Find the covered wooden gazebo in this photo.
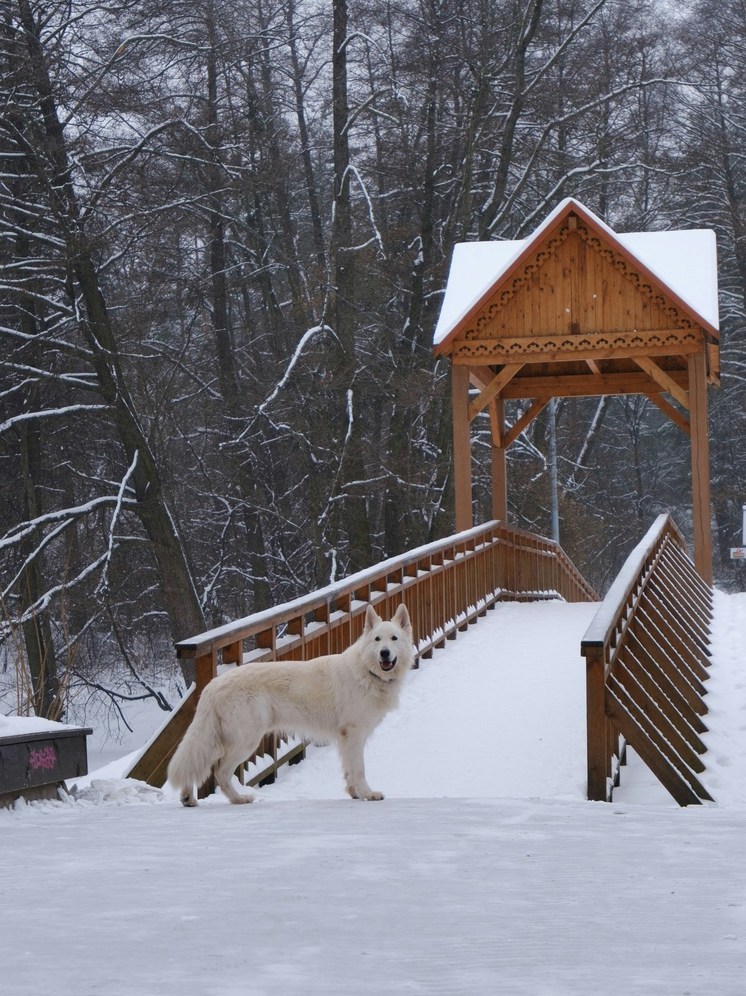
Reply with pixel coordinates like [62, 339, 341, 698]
[433, 198, 720, 583]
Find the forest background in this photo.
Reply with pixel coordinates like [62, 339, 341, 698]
[2, 0, 745, 724]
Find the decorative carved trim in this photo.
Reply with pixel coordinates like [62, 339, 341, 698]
[452, 328, 702, 362]
[465, 227, 571, 339]
[577, 226, 694, 329]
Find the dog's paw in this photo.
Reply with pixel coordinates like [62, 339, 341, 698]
[346, 783, 384, 801]
[224, 789, 255, 805]
[180, 792, 198, 808]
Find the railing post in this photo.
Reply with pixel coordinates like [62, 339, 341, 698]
[584, 642, 609, 801]
[195, 649, 217, 698]
[196, 649, 217, 798]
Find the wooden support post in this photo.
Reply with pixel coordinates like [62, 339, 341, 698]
[584, 643, 610, 801]
[688, 351, 713, 584]
[452, 363, 472, 531]
[491, 398, 507, 522]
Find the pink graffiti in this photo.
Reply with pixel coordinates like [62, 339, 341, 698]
[29, 746, 58, 771]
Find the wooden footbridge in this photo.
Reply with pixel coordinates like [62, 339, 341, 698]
[127, 514, 713, 806]
[130, 199, 718, 805]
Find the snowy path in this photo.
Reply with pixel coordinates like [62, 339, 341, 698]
[256, 600, 599, 804]
[3, 592, 746, 995]
[3, 795, 746, 995]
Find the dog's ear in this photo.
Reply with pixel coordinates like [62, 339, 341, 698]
[364, 604, 382, 632]
[393, 603, 412, 638]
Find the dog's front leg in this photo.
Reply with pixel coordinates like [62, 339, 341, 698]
[337, 726, 383, 801]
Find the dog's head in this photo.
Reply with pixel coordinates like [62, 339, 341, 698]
[363, 603, 414, 681]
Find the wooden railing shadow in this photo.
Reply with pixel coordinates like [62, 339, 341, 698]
[127, 520, 596, 791]
[582, 514, 714, 806]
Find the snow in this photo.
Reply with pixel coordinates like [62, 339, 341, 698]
[581, 513, 669, 647]
[3, 591, 746, 994]
[433, 197, 719, 345]
[0, 714, 87, 738]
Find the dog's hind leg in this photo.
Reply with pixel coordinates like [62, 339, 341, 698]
[337, 726, 383, 801]
[213, 742, 259, 805]
[180, 787, 198, 808]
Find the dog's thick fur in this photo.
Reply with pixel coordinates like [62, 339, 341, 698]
[167, 603, 414, 806]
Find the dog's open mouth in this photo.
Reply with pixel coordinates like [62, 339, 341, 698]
[380, 658, 397, 672]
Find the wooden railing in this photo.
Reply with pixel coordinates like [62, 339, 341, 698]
[128, 520, 596, 789]
[582, 514, 713, 806]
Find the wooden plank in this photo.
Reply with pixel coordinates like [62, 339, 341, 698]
[634, 606, 708, 707]
[688, 350, 713, 584]
[497, 371, 689, 400]
[452, 363, 472, 531]
[222, 640, 242, 666]
[667, 544, 714, 613]
[644, 580, 710, 670]
[491, 398, 507, 521]
[626, 627, 707, 732]
[637, 596, 709, 685]
[647, 551, 710, 644]
[645, 391, 690, 436]
[654, 558, 712, 640]
[633, 356, 689, 408]
[125, 687, 197, 787]
[606, 680, 712, 805]
[468, 364, 523, 421]
[585, 643, 612, 801]
[502, 399, 549, 449]
[615, 646, 707, 761]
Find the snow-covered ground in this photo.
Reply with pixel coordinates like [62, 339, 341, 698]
[2, 592, 746, 995]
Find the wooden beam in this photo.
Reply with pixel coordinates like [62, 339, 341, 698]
[645, 392, 690, 436]
[586, 359, 601, 375]
[500, 370, 688, 400]
[688, 351, 713, 584]
[633, 356, 689, 409]
[503, 399, 550, 449]
[451, 363, 472, 532]
[468, 364, 523, 422]
[468, 367, 494, 391]
[488, 399, 502, 447]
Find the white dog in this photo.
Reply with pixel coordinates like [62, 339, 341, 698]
[168, 603, 414, 806]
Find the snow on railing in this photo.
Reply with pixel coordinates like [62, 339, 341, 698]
[581, 514, 714, 806]
[128, 520, 597, 792]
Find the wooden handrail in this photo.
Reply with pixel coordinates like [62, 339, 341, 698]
[582, 514, 713, 806]
[176, 520, 596, 672]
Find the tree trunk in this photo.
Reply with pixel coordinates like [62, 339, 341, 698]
[17, 0, 206, 657]
[326, 0, 372, 575]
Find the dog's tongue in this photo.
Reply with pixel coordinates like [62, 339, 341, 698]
[380, 658, 396, 672]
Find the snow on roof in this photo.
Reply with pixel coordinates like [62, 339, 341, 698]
[433, 198, 719, 346]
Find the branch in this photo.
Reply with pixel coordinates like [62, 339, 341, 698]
[254, 324, 335, 417]
[0, 403, 109, 438]
[96, 449, 139, 596]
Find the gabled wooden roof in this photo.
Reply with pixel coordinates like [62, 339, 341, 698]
[433, 199, 719, 393]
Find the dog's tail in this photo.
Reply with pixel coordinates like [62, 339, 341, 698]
[167, 690, 222, 802]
